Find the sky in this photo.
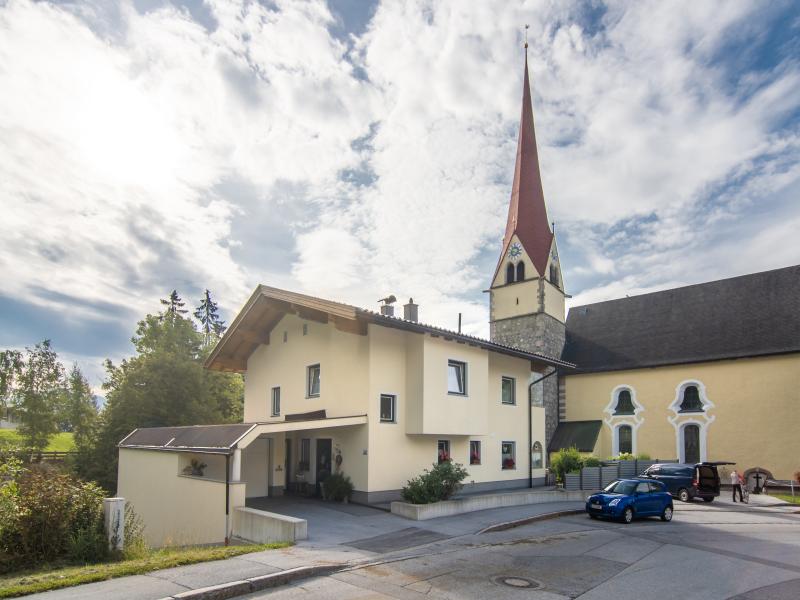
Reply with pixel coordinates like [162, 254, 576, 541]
[1, 0, 799, 392]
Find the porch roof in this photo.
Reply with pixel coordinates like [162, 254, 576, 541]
[118, 414, 368, 454]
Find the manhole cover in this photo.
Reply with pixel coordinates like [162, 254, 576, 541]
[492, 575, 542, 590]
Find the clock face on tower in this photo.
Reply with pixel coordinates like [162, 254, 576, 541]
[507, 242, 523, 263]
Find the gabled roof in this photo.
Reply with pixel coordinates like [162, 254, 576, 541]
[493, 52, 554, 282]
[563, 265, 800, 373]
[204, 285, 574, 373]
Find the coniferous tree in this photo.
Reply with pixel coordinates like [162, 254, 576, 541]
[65, 364, 98, 450]
[194, 289, 227, 347]
[160, 290, 187, 320]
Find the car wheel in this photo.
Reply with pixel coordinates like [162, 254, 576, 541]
[677, 488, 690, 502]
[589, 514, 598, 519]
[661, 505, 673, 522]
[702, 497, 714, 503]
[622, 507, 634, 524]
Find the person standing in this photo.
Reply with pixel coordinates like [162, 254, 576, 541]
[731, 469, 744, 502]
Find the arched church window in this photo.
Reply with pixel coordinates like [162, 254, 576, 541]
[617, 425, 632, 455]
[679, 385, 703, 412]
[613, 389, 635, 415]
[505, 263, 515, 284]
[516, 261, 525, 281]
[550, 264, 559, 286]
[531, 441, 543, 469]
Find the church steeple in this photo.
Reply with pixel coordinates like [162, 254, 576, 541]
[495, 52, 554, 280]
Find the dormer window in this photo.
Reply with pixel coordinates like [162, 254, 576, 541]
[613, 389, 635, 415]
[679, 385, 703, 412]
[505, 263, 515, 284]
[515, 261, 525, 281]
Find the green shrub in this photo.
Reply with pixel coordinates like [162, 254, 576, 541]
[636, 453, 651, 460]
[550, 447, 583, 483]
[401, 461, 469, 504]
[122, 503, 148, 560]
[323, 473, 354, 502]
[583, 457, 602, 467]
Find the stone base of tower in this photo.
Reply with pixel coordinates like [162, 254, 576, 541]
[491, 312, 565, 454]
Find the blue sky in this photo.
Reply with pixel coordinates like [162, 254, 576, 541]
[1, 0, 799, 392]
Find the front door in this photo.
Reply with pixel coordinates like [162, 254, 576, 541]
[316, 438, 332, 496]
[684, 425, 700, 464]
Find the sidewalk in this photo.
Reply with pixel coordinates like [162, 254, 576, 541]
[25, 499, 586, 600]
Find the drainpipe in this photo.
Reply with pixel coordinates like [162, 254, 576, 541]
[224, 453, 230, 546]
[528, 369, 559, 489]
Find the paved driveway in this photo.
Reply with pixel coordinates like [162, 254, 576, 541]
[241, 495, 800, 600]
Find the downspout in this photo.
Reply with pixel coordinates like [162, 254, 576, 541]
[528, 368, 559, 488]
[224, 453, 230, 546]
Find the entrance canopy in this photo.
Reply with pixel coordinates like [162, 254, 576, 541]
[119, 414, 368, 455]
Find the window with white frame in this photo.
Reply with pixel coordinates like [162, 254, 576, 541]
[307, 364, 321, 397]
[380, 394, 396, 423]
[531, 441, 543, 469]
[613, 389, 635, 415]
[271, 386, 280, 416]
[437, 440, 451, 463]
[679, 385, 703, 412]
[502, 441, 516, 470]
[447, 360, 467, 395]
[617, 425, 633, 454]
[501, 376, 516, 405]
[470, 440, 481, 465]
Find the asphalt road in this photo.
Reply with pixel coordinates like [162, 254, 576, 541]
[241, 497, 800, 600]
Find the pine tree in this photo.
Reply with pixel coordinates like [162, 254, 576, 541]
[65, 364, 98, 451]
[160, 290, 188, 320]
[194, 289, 227, 347]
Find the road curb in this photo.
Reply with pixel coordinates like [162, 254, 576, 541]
[156, 564, 345, 600]
[477, 508, 585, 534]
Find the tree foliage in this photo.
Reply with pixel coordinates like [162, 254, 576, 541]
[194, 289, 227, 347]
[14, 342, 65, 452]
[79, 291, 243, 491]
[401, 460, 469, 504]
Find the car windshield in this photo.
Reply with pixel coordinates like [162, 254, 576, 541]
[603, 480, 637, 495]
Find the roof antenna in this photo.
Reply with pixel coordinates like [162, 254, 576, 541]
[524, 24, 529, 50]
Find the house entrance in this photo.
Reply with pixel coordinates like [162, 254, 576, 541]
[316, 438, 332, 496]
[684, 424, 700, 464]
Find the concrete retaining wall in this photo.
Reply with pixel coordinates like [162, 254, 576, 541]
[233, 507, 307, 543]
[390, 489, 591, 521]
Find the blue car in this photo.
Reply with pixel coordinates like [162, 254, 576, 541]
[586, 478, 674, 524]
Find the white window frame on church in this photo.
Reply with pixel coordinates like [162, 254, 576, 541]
[603, 385, 644, 457]
[668, 380, 715, 463]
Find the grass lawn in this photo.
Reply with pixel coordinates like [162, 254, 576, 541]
[769, 493, 800, 505]
[0, 431, 74, 452]
[0, 542, 291, 598]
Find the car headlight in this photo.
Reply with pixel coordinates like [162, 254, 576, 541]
[586, 496, 593, 502]
[608, 498, 621, 507]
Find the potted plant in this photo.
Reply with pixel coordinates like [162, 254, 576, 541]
[503, 457, 516, 470]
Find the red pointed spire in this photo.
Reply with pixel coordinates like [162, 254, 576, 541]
[495, 52, 553, 279]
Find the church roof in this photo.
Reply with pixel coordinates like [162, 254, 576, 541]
[493, 53, 554, 281]
[563, 265, 800, 372]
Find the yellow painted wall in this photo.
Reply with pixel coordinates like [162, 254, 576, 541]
[117, 448, 245, 547]
[564, 354, 800, 479]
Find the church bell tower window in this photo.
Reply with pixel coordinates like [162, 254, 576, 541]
[505, 263, 515, 284]
[516, 261, 525, 281]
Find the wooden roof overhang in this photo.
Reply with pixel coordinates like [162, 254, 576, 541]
[204, 286, 368, 373]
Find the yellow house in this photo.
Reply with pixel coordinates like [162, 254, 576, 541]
[556, 265, 800, 485]
[117, 286, 570, 546]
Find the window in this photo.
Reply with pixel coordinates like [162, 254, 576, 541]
[380, 394, 396, 423]
[447, 360, 467, 395]
[613, 389, 635, 415]
[470, 441, 481, 465]
[635, 481, 650, 494]
[683, 424, 700, 463]
[501, 376, 516, 405]
[271, 387, 280, 416]
[307, 364, 321, 397]
[437, 440, 450, 464]
[550, 264, 559, 286]
[516, 261, 525, 281]
[531, 441, 543, 469]
[283, 331, 288, 343]
[505, 263, 515, 284]
[617, 425, 632, 454]
[501, 441, 516, 470]
[679, 385, 703, 412]
[299, 439, 311, 471]
[302, 323, 308, 335]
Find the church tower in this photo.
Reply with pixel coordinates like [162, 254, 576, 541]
[489, 50, 566, 446]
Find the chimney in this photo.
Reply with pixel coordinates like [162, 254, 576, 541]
[403, 298, 418, 322]
[378, 295, 396, 317]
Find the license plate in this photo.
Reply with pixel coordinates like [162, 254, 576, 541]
[591, 503, 602, 510]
